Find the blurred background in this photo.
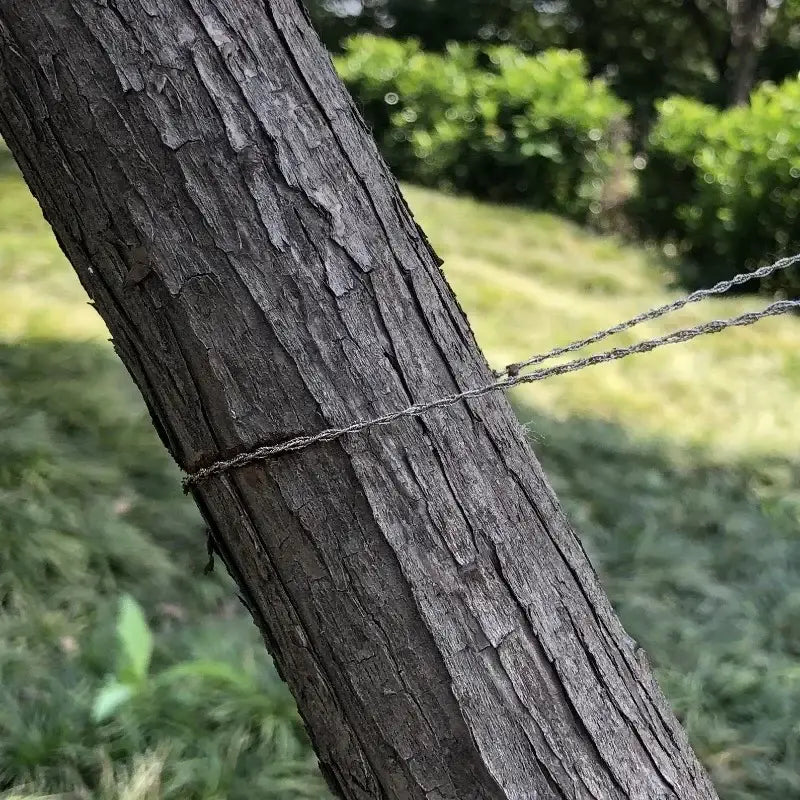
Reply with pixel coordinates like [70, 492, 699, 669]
[2, 1, 800, 798]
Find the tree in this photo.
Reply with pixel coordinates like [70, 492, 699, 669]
[307, 0, 556, 53]
[0, 1, 719, 797]
[725, 0, 781, 104]
[554, 0, 790, 109]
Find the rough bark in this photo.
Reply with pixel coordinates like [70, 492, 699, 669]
[0, 2, 719, 798]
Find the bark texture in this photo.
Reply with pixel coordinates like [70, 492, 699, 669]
[0, 2, 719, 798]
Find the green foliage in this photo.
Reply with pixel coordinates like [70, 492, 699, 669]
[117, 594, 155, 686]
[633, 77, 800, 293]
[0, 343, 327, 799]
[307, 0, 558, 54]
[92, 595, 153, 722]
[335, 35, 629, 220]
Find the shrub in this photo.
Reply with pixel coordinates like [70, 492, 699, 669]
[633, 79, 800, 293]
[335, 35, 629, 221]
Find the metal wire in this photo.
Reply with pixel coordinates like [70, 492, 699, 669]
[183, 295, 799, 490]
[495, 252, 800, 378]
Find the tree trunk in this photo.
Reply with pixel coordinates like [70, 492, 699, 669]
[0, 2, 719, 798]
[726, 0, 775, 105]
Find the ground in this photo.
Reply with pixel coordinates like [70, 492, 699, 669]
[1, 155, 799, 799]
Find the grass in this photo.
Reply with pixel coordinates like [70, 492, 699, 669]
[406, 185, 800, 460]
[1, 150, 799, 799]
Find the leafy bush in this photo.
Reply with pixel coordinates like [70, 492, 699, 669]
[335, 35, 629, 221]
[633, 79, 800, 293]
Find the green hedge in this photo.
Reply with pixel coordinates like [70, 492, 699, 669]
[335, 35, 629, 221]
[632, 80, 800, 293]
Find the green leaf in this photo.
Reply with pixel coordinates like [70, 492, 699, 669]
[92, 681, 134, 722]
[116, 593, 153, 682]
[156, 659, 256, 692]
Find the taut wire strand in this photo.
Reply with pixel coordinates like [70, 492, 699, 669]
[183, 296, 799, 490]
[495, 252, 800, 378]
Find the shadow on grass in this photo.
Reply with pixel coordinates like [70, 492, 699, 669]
[514, 397, 800, 799]
[0, 339, 214, 611]
[2, 339, 798, 799]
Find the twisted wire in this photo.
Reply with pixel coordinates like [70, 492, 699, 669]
[183, 297, 798, 490]
[495, 252, 800, 378]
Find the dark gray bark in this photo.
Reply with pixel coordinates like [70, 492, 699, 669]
[0, 2, 719, 798]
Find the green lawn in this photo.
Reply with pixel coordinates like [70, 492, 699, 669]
[407, 185, 800, 460]
[1, 156, 799, 799]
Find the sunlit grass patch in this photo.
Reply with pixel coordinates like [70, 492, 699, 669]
[0, 173, 107, 343]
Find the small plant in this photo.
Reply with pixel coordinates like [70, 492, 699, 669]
[84, 596, 328, 797]
[92, 595, 285, 723]
[92, 594, 154, 722]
